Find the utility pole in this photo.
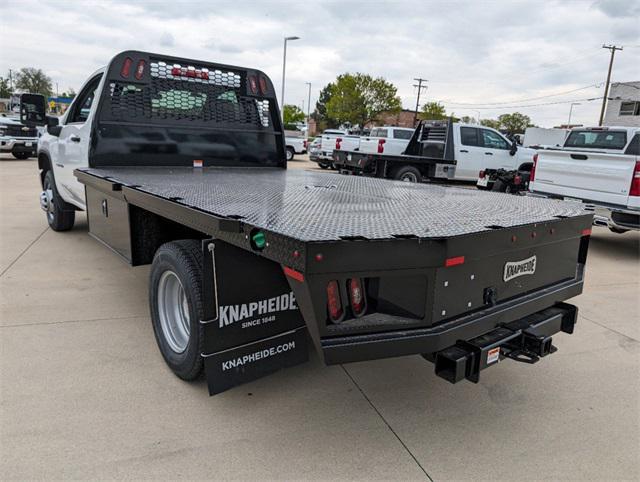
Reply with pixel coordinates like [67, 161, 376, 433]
[305, 81, 311, 125]
[598, 44, 623, 126]
[8, 69, 13, 91]
[413, 78, 427, 126]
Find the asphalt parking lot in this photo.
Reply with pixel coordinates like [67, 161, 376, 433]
[1, 153, 639, 480]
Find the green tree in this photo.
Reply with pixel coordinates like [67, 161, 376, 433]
[497, 112, 532, 134]
[480, 118, 501, 130]
[419, 101, 447, 120]
[283, 104, 305, 125]
[313, 83, 337, 128]
[0, 77, 10, 98]
[325, 73, 401, 126]
[15, 67, 53, 97]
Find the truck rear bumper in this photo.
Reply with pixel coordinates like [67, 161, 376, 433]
[320, 267, 583, 365]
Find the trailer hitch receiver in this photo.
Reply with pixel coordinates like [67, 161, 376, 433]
[433, 303, 577, 384]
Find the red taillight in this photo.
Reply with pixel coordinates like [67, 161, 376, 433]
[581, 228, 592, 236]
[347, 278, 367, 316]
[513, 175, 522, 185]
[326, 280, 343, 322]
[445, 255, 465, 267]
[258, 76, 268, 94]
[630, 161, 640, 197]
[479, 170, 486, 179]
[248, 75, 258, 94]
[336, 137, 342, 150]
[120, 57, 133, 78]
[303, 140, 308, 149]
[530, 153, 538, 182]
[134, 60, 145, 80]
[377, 138, 386, 154]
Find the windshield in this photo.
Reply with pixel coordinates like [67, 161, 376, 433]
[564, 130, 627, 150]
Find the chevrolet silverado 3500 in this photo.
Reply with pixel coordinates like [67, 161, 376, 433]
[34, 51, 592, 395]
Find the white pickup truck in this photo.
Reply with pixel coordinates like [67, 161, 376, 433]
[284, 134, 307, 161]
[359, 126, 414, 156]
[529, 126, 640, 233]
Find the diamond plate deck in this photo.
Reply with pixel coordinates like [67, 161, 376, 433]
[80, 167, 587, 242]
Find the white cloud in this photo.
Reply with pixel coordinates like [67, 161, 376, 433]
[1, 0, 639, 126]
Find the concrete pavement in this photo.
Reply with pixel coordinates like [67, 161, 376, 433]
[1, 155, 638, 480]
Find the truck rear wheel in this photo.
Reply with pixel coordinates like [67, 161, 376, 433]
[286, 147, 295, 161]
[42, 170, 75, 231]
[149, 240, 205, 381]
[393, 165, 421, 183]
[492, 179, 508, 192]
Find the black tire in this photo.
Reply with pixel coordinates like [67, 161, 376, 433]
[285, 147, 295, 161]
[318, 163, 330, 169]
[12, 151, 31, 160]
[330, 162, 338, 170]
[392, 165, 421, 183]
[43, 170, 75, 231]
[149, 240, 205, 381]
[492, 179, 508, 192]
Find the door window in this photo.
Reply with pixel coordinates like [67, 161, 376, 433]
[393, 129, 413, 140]
[460, 127, 479, 146]
[68, 75, 102, 124]
[480, 129, 509, 149]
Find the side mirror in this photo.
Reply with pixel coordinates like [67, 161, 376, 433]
[20, 93, 47, 127]
[509, 140, 518, 156]
[46, 116, 62, 137]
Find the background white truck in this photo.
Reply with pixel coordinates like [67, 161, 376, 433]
[529, 126, 640, 233]
[284, 133, 307, 161]
[358, 126, 414, 156]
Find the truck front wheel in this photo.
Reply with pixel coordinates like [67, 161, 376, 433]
[42, 170, 75, 231]
[393, 165, 421, 183]
[286, 147, 295, 161]
[149, 240, 204, 381]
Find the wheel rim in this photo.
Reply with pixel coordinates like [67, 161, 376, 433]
[287, 150, 293, 160]
[42, 177, 55, 223]
[400, 172, 418, 182]
[157, 270, 191, 353]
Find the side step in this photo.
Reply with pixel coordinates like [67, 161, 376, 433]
[431, 303, 577, 384]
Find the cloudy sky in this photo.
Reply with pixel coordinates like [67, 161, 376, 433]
[2, 0, 639, 127]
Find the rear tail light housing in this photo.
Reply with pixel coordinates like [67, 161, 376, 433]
[335, 137, 342, 150]
[530, 153, 538, 182]
[347, 278, 367, 317]
[479, 170, 486, 179]
[303, 140, 308, 149]
[134, 59, 145, 80]
[513, 175, 522, 185]
[120, 57, 133, 78]
[326, 280, 344, 323]
[630, 161, 640, 197]
[377, 139, 386, 154]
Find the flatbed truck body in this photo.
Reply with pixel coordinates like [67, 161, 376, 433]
[34, 51, 593, 396]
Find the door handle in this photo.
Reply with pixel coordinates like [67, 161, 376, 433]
[70, 135, 81, 143]
[460, 149, 469, 153]
[484, 152, 493, 155]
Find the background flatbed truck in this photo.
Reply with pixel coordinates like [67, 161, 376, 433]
[35, 51, 593, 395]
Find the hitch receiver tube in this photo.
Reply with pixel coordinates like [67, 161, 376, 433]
[433, 303, 577, 384]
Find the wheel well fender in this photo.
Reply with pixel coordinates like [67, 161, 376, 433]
[38, 152, 52, 186]
[517, 162, 533, 172]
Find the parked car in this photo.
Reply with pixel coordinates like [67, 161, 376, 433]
[358, 126, 414, 156]
[529, 126, 640, 233]
[308, 137, 325, 166]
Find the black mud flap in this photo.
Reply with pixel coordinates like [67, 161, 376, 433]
[200, 240, 308, 395]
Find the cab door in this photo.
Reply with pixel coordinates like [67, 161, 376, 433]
[455, 126, 484, 180]
[55, 74, 102, 206]
[479, 128, 513, 170]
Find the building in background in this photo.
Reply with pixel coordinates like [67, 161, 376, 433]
[603, 81, 640, 127]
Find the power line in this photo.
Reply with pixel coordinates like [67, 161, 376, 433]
[440, 96, 601, 110]
[441, 84, 602, 106]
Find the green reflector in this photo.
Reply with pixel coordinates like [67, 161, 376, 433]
[252, 231, 266, 249]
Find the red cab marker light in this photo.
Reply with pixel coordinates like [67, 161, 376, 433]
[283, 266, 304, 282]
[135, 60, 145, 80]
[120, 57, 133, 78]
[445, 256, 465, 267]
[248, 75, 258, 94]
[315, 253, 323, 262]
[292, 250, 300, 258]
[326, 280, 343, 322]
[581, 228, 592, 236]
